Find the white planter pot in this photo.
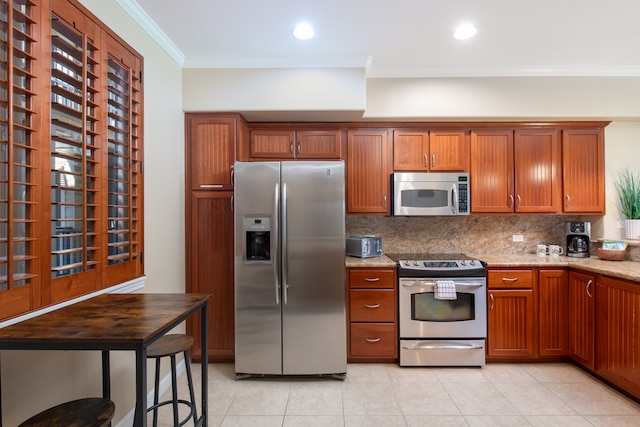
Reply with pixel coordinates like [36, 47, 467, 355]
[625, 219, 640, 240]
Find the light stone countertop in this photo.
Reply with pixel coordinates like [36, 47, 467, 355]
[346, 254, 640, 283]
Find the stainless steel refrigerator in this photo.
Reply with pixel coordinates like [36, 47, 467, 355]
[234, 161, 347, 378]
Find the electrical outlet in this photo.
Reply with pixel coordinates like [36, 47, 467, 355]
[617, 221, 625, 229]
[512, 234, 524, 242]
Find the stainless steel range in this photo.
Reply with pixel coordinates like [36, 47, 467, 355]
[386, 253, 487, 367]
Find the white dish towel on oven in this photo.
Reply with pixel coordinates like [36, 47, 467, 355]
[435, 280, 457, 300]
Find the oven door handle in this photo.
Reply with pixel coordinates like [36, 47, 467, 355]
[402, 342, 484, 350]
[401, 281, 484, 288]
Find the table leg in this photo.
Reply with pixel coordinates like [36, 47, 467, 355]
[133, 347, 147, 427]
[201, 302, 208, 427]
[102, 350, 111, 399]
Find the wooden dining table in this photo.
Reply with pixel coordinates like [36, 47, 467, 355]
[0, 292, 211, 427]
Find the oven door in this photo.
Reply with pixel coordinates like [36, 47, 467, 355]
[399, 277, 487, 339]
[393, 179, 461, 216]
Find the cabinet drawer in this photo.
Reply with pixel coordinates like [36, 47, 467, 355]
[350, 290, 395, 322]
[350, 324, 397, 357]
[349, 269, 395, 289]
[488, 269, 533, 289]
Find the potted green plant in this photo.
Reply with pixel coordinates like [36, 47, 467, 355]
[615, 168, 640, 239]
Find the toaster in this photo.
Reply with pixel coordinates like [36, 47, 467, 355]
[346, 237, 383, 258]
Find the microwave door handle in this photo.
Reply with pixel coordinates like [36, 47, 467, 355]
[451, 184, 458, 215]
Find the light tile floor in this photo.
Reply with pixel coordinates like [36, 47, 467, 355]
[149, 362, 640, 426]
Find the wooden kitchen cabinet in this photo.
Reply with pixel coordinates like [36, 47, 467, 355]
[250, 128, 342, 160]
[562, 128, 605, 214]
[393, 129, 468, 171]
[538, 269, 569, 357]
[596, 275, 640, 397]
[185, 113, 246, 361]
[186, 114, 248, 191]
[470, 128, 560, 213]
[487, 268, 537, 359]
[347, 268, 398, 361]
[471, 130, 514, 213]
[346, 129, 392, 214]
[568, 270, 596, 369]
[187, 192, 235, 361]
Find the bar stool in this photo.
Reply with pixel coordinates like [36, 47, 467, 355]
[147, 334, 198, 427]
[18, 397, 115, 427]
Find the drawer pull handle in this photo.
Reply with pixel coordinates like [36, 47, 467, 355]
[502, 277, 518, 282]
[364, 304, 381, 309]
[365, 337, 381, 343]
[200, 184, 223, 188]
[364, 277, 380, 282]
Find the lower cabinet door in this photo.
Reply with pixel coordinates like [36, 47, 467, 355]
[349, 323, 397, 358]
[487, 289, 537, 358]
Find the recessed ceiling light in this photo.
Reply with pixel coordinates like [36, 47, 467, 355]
[292, 22, 315, 40]
[453, 23, 477, 40]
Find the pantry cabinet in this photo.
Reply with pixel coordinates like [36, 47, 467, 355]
[187, 192, 235, 361]
[393, 130, 468, 171]
[562, 128, 605, 214]
[486, 268, 537, 359]
[347, 268, 398, 362]
[250, 128, 342, 160]
[470, 128, 560, 213]
[185, 113, 248, 361]
[568, 270, 596, 370]
[346, 129, 392, 214]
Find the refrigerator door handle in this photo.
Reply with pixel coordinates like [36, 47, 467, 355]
[274, 183, 280, 304]
[282, 182, 288, 305]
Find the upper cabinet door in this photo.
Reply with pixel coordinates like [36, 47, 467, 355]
[429, 130, 469, 171]
[249, 129, 342, 160]
[562, 128, 605, 214]
[514, 129, 561, 213]
[392, 130, 468, 172]
[470, 130, 514, 213]
[250, 129, 295, 159]
[187, 115, 238, 191]
[347, 129, 391, 214]
[296, 130, 342, 159]
[393, 130, 429, 171]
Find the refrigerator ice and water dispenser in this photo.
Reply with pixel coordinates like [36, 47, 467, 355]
[243, 216, 271, 261]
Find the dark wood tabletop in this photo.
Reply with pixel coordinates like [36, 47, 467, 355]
[0, 292, 212, 427]
[0, 293, 211, 350]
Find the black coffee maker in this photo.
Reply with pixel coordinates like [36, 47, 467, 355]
[566, 221, 591, 258]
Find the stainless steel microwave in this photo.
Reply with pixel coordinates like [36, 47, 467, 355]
[392, 172, 470, 216]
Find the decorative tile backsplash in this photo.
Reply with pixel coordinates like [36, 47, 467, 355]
[346, 215, 593, 255]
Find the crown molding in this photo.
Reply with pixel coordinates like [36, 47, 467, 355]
[117, 0, 185, 66]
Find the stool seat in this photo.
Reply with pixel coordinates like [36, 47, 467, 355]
[147, 334, 194, 358]
[19, 397, 115, 427]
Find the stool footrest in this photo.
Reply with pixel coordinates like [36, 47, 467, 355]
[147, 399, 196, 427]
